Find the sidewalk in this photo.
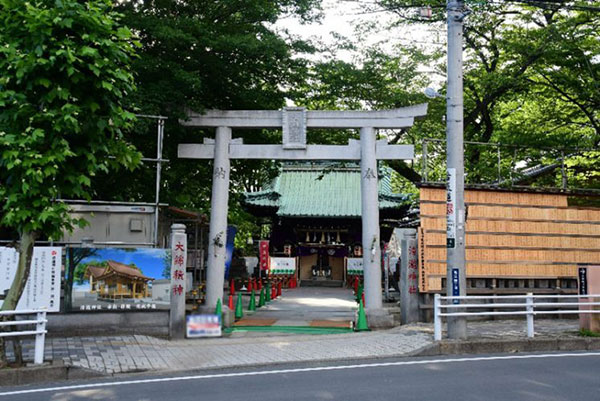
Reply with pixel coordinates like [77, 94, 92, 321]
[36, 324, 431, 374]
[1, 283, 592, 380]
[6, 318, 589, 377]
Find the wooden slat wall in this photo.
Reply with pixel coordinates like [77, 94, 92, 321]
[419, 187, 600, 292]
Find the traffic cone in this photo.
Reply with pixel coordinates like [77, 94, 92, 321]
[277, 281, 282, 297]
[266, 283, 271, 302]
[271, 284, 277, 300]
[361, 292, 365, 306]
[353, 277, 359, 294]
[355, 299, 369, 331]
[215, 298, 222, 316]
[248, 289, 256, 311]
[230, 279, 235, 296]
[257, 280, 262, 290]
[356, 284, 363, 303]
[228, 294, 234, 309]
[235, 293, 243, 320]
[248, 279, 254, 292]
[258, 287, 265, 307]
[215, 298, 223, 326]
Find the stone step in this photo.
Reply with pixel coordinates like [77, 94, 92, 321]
[299, 279, 344, 288]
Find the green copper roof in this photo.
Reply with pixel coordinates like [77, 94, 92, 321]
[243, 163, 409, 218]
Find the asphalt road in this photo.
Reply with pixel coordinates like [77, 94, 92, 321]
[2, 352, 599, 401]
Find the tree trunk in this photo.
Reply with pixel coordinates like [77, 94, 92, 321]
[63, 250, 75, 311]
[0, 231, 37, 367]
[1, 231, 37, 311]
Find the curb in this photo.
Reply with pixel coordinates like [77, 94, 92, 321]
[413, 337, 600, 357]
[0, 362, 106, 387]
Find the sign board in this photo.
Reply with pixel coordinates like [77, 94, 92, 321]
[578, 265, 600, 333]
[269, 257, 296, 274]
[186, 314, 222, 338]
[259, 240, 270, 271]
[66, 247, 168, 312]
[579, 267, 588, 296]
[0, 247, 62, 312]
[346, 258, 364, 275]
[451, 268, 460, 304]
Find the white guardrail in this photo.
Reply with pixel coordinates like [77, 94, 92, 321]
[434, 293, 600, 341]
[0, 309, 47, 364]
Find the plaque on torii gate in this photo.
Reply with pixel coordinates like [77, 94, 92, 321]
[178, 105, 428, 323]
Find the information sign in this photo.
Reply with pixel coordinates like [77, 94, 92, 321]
[186, 314, 221, 338]
[0, 247, 62, 312]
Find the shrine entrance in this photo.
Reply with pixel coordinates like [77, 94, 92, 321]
[178, 105, 427, 327]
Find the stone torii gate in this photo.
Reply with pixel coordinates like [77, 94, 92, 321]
[178, 104, 427, 325]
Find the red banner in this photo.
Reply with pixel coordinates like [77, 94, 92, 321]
[259, 240, 270, 271]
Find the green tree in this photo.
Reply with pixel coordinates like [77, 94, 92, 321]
[88, 0, 323, 249]
[311, 1, 599, 188]
[0, 0, 140, 338]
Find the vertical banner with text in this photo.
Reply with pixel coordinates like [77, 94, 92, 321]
[259, 240, 270, 271]
[223, 226, 237, 280]
[446, 168, 457, 248]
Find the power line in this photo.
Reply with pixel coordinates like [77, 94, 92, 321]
[499, 0, 600, 12]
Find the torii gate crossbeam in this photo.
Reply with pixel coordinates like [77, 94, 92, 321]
[178, 105, 427, 326]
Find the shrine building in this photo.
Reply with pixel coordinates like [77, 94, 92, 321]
[243, 162, 410, 285]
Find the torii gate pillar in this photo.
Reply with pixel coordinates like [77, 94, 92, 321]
[205, 127, 231, 308]
[360, 127, 382, 310]
[179, 105, 427, 326]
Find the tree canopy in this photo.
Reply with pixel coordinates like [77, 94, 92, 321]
[88, 0, 323, 249]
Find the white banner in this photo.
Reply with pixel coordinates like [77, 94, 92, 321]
[346, 258, 363, 275]
[446, 167, 457, 248]
[0, 247, 62, 312]
[269, 257, 296, 274]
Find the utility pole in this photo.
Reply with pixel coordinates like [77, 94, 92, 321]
[446, 0, 467, 339]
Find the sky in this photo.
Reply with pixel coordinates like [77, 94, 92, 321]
[78, 248, 168, 281]
[273, 0, 447, 91]
[274, 0, 446, 62]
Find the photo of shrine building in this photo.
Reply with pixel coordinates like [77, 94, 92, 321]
[243, 162, 410, 285]
[85, 260, 154, 299]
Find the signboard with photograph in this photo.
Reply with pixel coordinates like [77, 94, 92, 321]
[0, 247, 62, 312]
[65, 247, 169, 312]
[186, 314, 221, 338]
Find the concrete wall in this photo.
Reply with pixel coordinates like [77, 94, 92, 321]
[47, 311, 169, 338]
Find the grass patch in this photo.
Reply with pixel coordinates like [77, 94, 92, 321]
[579, 328, 600, 337]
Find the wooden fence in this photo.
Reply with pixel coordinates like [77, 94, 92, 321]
[419, 187, 600, 293]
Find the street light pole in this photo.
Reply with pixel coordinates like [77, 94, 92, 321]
[446, 0, 467, 339]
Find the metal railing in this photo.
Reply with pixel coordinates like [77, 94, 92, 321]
[0, 309, 47, 364]
[433, 293, 600, 341]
